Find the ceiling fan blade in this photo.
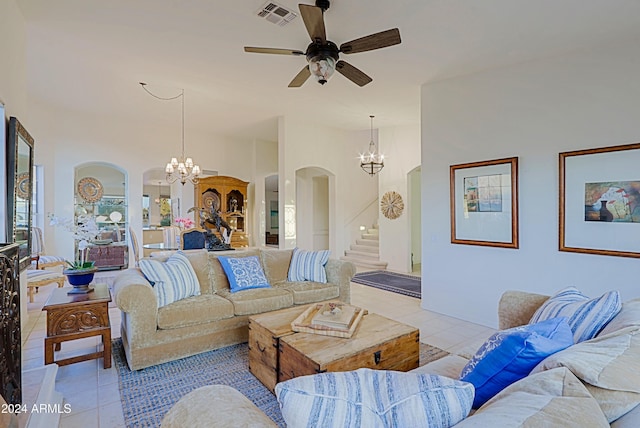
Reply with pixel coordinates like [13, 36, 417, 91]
[339, 28, 401, 54]
[299, 4, 326, 43]
[335, 61, 372, 87]
[244, 47, 305, 56]
[288, 66, 311, 87]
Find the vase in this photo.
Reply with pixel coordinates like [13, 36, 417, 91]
[63, 268, 97, 294]
[599, 200, 614, 222]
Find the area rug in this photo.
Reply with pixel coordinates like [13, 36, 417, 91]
[113, 339, 448, 427]
[352, 270, 421, 298]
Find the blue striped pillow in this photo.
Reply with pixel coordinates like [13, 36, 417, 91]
[529, 287, 621, 343]
[275, 368, 474, 428]
[139, 252, 201, 308]
[287, 248, 330, 283]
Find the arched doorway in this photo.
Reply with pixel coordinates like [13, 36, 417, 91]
[295, 167, 334, 251]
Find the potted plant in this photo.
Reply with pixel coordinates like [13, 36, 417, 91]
[49, 214, 101, 294]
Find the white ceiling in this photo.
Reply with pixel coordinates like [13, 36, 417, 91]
[17, 0, 640, 142]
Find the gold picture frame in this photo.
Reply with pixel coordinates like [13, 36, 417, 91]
[450, 157, 519, 248]
[559, 142, 640, 258]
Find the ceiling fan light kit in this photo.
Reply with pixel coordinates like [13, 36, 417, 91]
[244, 1, 401, 87]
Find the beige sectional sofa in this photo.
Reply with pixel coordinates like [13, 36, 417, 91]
[161, 289, 640, 427]
[113, 248, 356, 370]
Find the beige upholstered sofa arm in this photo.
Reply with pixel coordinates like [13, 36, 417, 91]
[113, 269, 159, 344]
[498, 290, 550, 330]
[325, 259, 356, 304]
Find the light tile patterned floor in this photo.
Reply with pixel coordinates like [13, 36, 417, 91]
[22, 270, 495, 427]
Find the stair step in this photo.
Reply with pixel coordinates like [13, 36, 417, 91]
[341, 256, 388, 270]
[345, 250, 380, 260]
[367, 228, 379, 235]
[361, 234, 379, 241]
[356, 239, 378, 247]
[350, 244, 378, 253]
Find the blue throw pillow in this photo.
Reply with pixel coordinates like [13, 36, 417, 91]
[138, 252, 201, 308]
[287, 248, 330, 283]
[218, 255, 271, 293]
[460, 317, 573, 408]
[529, 286, 621, 343]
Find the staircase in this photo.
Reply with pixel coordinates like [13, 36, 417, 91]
[341, 226, 388, 270]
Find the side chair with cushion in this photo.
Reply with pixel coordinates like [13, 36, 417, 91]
[31, 226, 66, 269]
[128, 226, 140, 267]
[26, 269, 65, 303]
[180, 228, 206, 250]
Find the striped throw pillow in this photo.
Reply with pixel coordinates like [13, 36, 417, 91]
[287, 248, 330, 283]
[139, 252, 201, 308]
[529, 287, 621, 343]
[275, 368, 474, 428]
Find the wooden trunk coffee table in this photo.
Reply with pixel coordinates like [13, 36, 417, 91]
[42, 283, 112, 369]
[248, 304, 419, 392]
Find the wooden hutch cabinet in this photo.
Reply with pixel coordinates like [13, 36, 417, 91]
[194, 176, 249, 248]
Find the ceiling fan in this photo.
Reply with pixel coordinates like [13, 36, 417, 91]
[244, 0, 401, 87]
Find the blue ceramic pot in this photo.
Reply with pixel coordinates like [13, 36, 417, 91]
[63, 268, 97, 286]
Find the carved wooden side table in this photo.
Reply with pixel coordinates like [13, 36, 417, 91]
[42, 283, 112, 369]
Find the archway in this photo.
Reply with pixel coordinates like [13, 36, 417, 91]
[408, 166, 422, 273]
[295, 167, 334, 251]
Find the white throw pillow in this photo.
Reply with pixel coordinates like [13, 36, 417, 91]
[529, 286, 621, 343]
[287, 247, 330, 283]
[139, 252, 201, 308]
[275, 368, 474, 428]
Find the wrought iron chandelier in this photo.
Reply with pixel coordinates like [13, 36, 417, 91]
[140, 83, 201, 185]
[360, 115, 384, 176]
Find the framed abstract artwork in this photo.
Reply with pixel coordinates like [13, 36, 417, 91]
[450, 157, 519, 248]
[559, 142, 640, 258]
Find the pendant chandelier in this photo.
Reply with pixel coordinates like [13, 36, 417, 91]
[360, 115, 384, 176]
[140, 83, 201, 185]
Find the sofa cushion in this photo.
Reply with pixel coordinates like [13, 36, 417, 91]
[157, 294, 235, 329]
[261, 249, 293, 285]
[531, 326, 640, 422]
[218, 255, 271, 293]
[139, 252, 201, 308]
[529, 286, 621, 343]
[219, 287, 293, 316]
[208, 249, 261, 293]
[460, 317, 573, 408]
[456, 367, 609, 427]
[146, 249, 213, 294]
[278, 280, 339, 304]
[598, 298, 640, 337]
[287, 248, 330, 283]
[161, 385, 278, 428]
[275, 368, 474, 428]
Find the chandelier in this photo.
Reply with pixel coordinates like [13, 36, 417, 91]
[360, 115, 384, 176]
[140, 83, 201, 185]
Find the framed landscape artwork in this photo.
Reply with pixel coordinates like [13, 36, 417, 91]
[450, 157, 519, 248]
[559, 142, 640, 258]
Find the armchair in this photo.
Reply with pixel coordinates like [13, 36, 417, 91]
[31, 226, 66, 269]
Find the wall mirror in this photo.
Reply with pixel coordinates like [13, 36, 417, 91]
[6, 117, 34, 271]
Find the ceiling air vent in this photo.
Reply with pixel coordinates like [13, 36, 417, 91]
[256, 1, 298, 27]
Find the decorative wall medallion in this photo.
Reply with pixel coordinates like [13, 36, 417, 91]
[380, 191, 404, 220]
[202, 191, 221, 212]
[77, 177, 104, 203]
[16, 172, 30, 200]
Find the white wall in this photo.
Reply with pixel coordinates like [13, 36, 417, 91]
[421, 40, 640, 328]
[379, 124, 421, 272]
[28, 100, 259, 262]
[251, 139, 278, 248]
[279, 116, 378, 257]
[0, 0, 28, 328]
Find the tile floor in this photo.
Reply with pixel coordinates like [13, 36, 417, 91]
[21, 270, 496, 427]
